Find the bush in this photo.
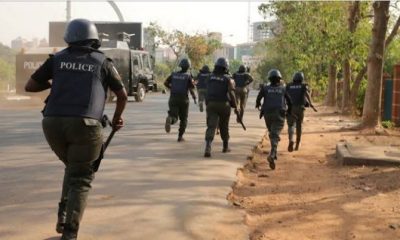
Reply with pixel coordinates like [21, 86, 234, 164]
[381, 120, 394, 129]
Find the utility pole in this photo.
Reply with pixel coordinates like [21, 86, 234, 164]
[66, 0, 71, 22]
[247, 1, 251, 42]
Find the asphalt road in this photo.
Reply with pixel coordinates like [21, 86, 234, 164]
[0, 92, 265, 240]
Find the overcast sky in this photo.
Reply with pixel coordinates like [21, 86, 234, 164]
[0, 1, 266, 47]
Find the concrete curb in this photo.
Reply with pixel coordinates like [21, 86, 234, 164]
[336, 142, 400, 166]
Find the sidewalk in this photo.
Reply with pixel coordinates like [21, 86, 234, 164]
[229, 106, 400, 240]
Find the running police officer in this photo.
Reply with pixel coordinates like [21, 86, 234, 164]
[256, 69, 292, 170]
[204, 57, 238, 157]
[164, 58, 197, 142]
[25, 19, 128, 240]
[286, 72, 314, 151]
[232, 64, 254, 122]
[195, 64, 211, 112]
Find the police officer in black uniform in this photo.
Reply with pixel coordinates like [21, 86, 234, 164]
[25, 19, 128, 240]
[286, 72, 314, 151]
[232, 64, 254, 122]
[164, 58, 196, 142]
[195, 64, 211, 112]
[256, 69, 292, 170]
[204, 57, 238, 157]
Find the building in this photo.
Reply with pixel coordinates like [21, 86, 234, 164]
[155, 47, 176, 63]
[252, 20, 280, 42]
[236, 42, 256, 61]
[213, 43, 235, 61]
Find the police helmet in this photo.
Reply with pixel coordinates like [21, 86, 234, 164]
[201, 65, 210, 73]
[214, 57, 229, 69]
[64, 19, 99, 44]
[267, 69, 282, 80]
[179, 58, 191, 69]
[293, 72, 305, 83]
[238, 64, 246, 72]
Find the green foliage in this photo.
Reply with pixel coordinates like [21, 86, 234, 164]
[384, 35, 400, 75]
[381, 120, 395, 129]
[154, 61, 174, 91]
[257, 2, 373, 101]
[355, 78, 367, 115]
[228, 59, 242, 75]
[147, 22, 222, 70]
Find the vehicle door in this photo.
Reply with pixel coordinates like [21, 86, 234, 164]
[130, 52, 142, 88]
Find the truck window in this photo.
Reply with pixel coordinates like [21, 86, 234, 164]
[142, 54, 151, 70]
[132, 54, 141, 69]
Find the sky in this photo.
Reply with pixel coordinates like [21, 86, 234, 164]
[0, 1, 266, 47]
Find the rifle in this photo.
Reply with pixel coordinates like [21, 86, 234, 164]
[92, 115, 117, 172]
[234, 109, 246, 131]
[310, 105, 318, 112]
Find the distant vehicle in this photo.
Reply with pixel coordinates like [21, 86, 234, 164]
[15, 21, 156, 102]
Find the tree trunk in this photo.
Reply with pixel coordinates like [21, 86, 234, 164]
[349, 16, 399, 112]
[325, 64, 337, 107]
[342, 59, 351, 114]
[362, 1, 390, 128]
[342, 1, 360, 114]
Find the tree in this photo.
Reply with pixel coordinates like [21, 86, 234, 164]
[362, 1, 390, 128]
[147, 22, 222, 70]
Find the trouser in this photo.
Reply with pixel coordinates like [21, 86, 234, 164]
[264, 109, 285, 157]
[197, 88, 207, 108]
[235, 87, 248, 120]
[42, 117, 103, 232]
[205, 101, 231, 142]
[287, 105, 305, 143]
[168, 95, 189, 136]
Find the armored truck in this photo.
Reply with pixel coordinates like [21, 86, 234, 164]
[15, 21, 156, 102]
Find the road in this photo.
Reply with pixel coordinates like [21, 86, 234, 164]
[0, 92, 265, 240]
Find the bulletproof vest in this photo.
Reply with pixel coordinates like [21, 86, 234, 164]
[262, 84, 287, 112]
[286, 83, 306, 106]
[44, 47, 106, 120]
[233, 72, 247, 88]
[206, 74, 229, 102]
[170, 72, 190, 95]
[196, 72, 209, 89]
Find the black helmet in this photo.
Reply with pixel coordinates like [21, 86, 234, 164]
[267, 69, 282, 80]
[238, 64, 246, 72]
[292, 72, 304, 83]
[64, 19, 99, 44]
[214, 57, 229, 69]
[201, 65, 210, 73]
[179, 58, 191, 69]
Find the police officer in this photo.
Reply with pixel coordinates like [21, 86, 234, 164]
[195, 64, 211, 112]
[256, 69, 292, 170]
[164, 58, 197, 142]
[25, 19, 128, 240]
[232, 64, 254, 122]
[286, 72, 314, 152]
[204, 57, 238, 157]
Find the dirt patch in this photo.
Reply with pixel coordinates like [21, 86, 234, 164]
[228, 106, 400, 240]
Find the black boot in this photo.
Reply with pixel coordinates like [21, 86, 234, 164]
[288, 141, 294, 152]
[61, 224, 78, 240]
[204, 141, 212, 157]
[222, 141, 231, 153]
[177, 134, 185, 142]
[267, 148, 277, 170]
[295, 135, 301, 151]
[56, 201, 66, 234]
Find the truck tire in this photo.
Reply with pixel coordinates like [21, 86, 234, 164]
[135, 83, 146, 102]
